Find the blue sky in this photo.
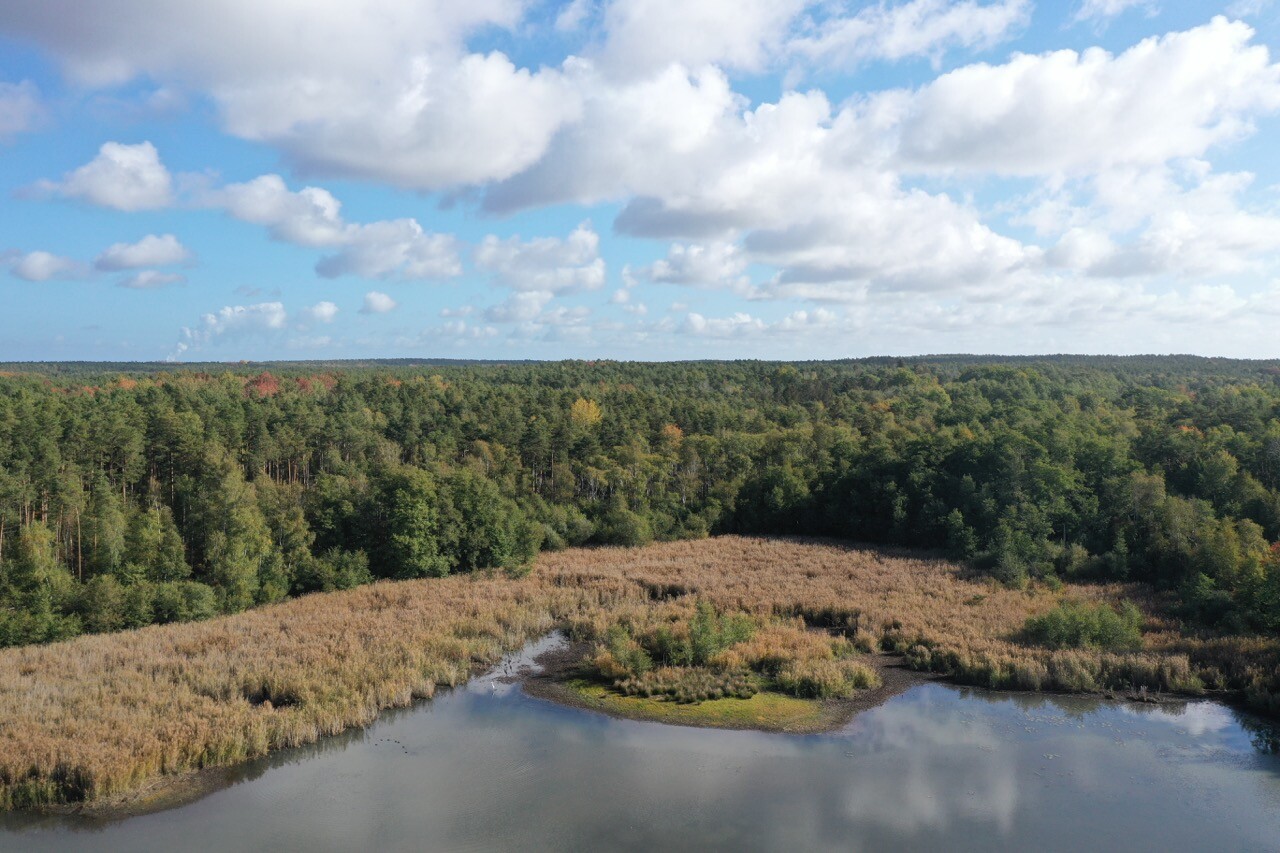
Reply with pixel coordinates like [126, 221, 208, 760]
[1, 0, 1278, 362]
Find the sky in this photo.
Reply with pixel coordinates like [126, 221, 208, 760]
[1, 1, 1279, 362]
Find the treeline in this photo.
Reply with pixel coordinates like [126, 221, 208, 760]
[2, 356, 1279, 646]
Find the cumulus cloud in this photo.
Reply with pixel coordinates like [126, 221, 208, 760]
[0, 80, 41, 140]
[169, 299, 348, 359]
[475, 223, 605, 293]
[435, 320, 500, 341]
[597, 0, 806, 77]
[0, 2, 576, 192]
[677, 307, 841, 339]
[359, 291, 398, 314]
[681, 311, 765, 337]
[39, 141, 173, 210]
[1041, 164, 1280, 279]
[494, 17, 1277, 306]
[7, 250, 86, 282]
[484, 290, 555, 322]
[6, 5, 1280, 358]
[0, 0, 1020, 194]
[317, 221, 462, 281]
[893, 18, 1280, 175]
[301, 301, 339, 324]
[645, 241, 750, 288]
[210, 173, 462, 280]
[595, 0, 1025, 80]
[117, 270, 185, 289]
[95, 233, 191, 270]
[172, 301, 288, 358]
[211, 175, 346, 247]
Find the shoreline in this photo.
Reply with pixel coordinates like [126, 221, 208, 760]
[5, 537, 1277, 820]
[20, 633, 1261, 824]
[521, 639, 938, 734]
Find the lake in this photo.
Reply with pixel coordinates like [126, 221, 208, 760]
[3, 634, 1278, 852]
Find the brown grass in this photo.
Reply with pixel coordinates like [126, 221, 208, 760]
[1, 535, 1277, 811]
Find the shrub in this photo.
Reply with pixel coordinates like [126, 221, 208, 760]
[776, 658, 880, 699]
[151, 581, 219, 624]
[601, 624, 653, 677]
[76, 575, 126, 634]
[642, 601, 755, 668]
[597, 506, 653, 547]
[1023, 600, 1143, 651]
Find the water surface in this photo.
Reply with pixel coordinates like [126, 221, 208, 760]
[4, 635, 1278, 852]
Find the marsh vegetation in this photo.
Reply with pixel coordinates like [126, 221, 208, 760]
[3, 536, 1278, 811]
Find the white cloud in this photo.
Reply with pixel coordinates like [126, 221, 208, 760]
[173, 301, 288, 358]
[8, 250, 85, 282]
[0, 1, 1028, 195]
[118, 270, 185, 289]
[598, 0, 806, 78]
[438, 320, 499, 340]
[0, 2, 575, 192]
[210, 173, 462, 280]
[40, 141, 173, 210]
[893, 18, 1280, 175]
[360, 291, 398, 314]
[7, 7, 1280, 359]
[240, 53, 580, 191]
[676, 307, 840, 339]
[488, 74, 1038, 302]
[484, 63, 747, 216]
[791, 0, 1030, 70]
[1041, 164, 1280, 279]
[645, 241, 749, 287]
[302, 301, 339, 324]
[211, 175, 346, 247]
[0, 1, 524, 87]
[317, 221, 462, 281]
[595, 0, 1024, 81]
[681, 311, 766, 337]
[475, 222, 605, 292]
[675, 303, 844, 338]
[0, 80, 41, 140]
[555, 0, 595, 32]
[485, 290, 555, 322]
[95, 233, 191, 270]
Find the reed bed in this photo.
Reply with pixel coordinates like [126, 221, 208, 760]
[0, 571, 634, 809]
[2, 535, 1276, 811]
[539, 537, 1280, 701]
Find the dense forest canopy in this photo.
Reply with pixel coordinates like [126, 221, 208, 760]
[2, 355, 1279, 647]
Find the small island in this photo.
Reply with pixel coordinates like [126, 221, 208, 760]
[525, 600, 928, 733]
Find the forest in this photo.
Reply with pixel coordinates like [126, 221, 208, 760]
[2, 355, 1279, 648]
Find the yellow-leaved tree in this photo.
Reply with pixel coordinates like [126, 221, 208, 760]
[570, 397, 603, 429]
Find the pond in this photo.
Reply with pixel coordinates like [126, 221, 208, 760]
[3, 634, 1279, 852]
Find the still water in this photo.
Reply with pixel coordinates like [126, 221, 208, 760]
[4, 634, 1279, 852]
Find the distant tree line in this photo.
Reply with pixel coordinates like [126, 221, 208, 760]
[1, 356, 1279, 646]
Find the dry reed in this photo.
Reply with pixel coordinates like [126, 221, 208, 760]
[1, 535, 1275, 810]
